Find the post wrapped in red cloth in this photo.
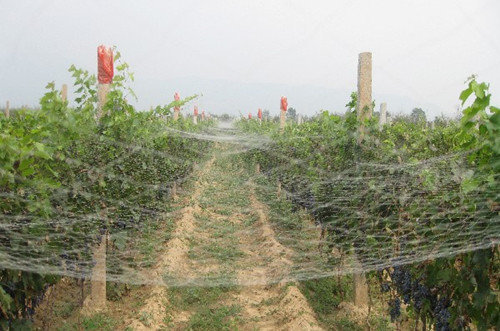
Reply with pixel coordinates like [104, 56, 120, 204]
[174, 92, 180, 111]
[280, 96, 288, 112]
[97, 45, 114, 84]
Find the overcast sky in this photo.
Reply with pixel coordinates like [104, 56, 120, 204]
[1, 0, 499, 118]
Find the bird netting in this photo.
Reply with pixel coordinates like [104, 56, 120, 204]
[1, 118, 498, 288]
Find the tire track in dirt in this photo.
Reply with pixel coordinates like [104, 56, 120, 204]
[127, 156, 215, 330]
[231, 182, 323, 330]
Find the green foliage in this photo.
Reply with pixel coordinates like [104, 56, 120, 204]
[81, 313, 117, 330]
[300, 277, 346, 314]
[234, 116, 279, 135]
[187, 305, 241, 330]
[0, 51, 214, 327]
[237, 77, 499, 330]
[153, 94, 198, 117]
[286, 107, 297, 120]
[345, 91, 357, 113]
[410, 108, 426, 123]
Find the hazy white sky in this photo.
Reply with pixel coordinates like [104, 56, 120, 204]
[1, 0, 499, 118]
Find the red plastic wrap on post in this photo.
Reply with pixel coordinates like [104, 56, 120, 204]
[280, 96, 288, 112]
[258, 108, 262, 119]
[248, 112, 252, 119]
[174, 92, 180, 111]
[194, 106, 199, 116]
[97, 45, 114, 84]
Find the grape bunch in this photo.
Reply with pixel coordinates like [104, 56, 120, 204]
[387, 266, 454, 329]
[380, 282, 390, 293]
[433, 297, 451, 331]
[411, 280, 430, 312]
[391, 266, 412, 303]
[389, 298, 401, 322]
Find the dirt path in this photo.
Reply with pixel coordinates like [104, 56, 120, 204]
[127, 157, 215, 330]
[126, 142, 322, 330]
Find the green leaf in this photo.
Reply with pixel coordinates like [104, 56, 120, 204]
[459, 87, 473, 105]
[489, 112, 500, 126]
[437, 268, 452, 282]
[0, 286, 13, 311]
[471, 80, 485, 99]
[34, 142, 52, 160]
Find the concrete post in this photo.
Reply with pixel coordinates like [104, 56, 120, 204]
[354, 52, 371, 306]
[280, 96, 288, 131]
[96, 45, 113, 120]
[61, 84, 68, 102]
[280, 110, 286, 130]
[379, 102, 387, 129]
[193, 106, 198, 125]
[84, 46, 114, 314]
[97, 84, 110, 119]
[353, 255, 369, 306]
[174, 92, 180, 121]
[357, 52, 372, 141]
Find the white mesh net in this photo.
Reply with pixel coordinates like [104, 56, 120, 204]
[1, 120, 498, 287]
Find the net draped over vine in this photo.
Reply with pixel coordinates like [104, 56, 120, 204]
[1, 117, 498, 287]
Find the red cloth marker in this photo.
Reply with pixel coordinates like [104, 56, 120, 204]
[248, 112, 252, 119]
[258, 108, 262, 119]
[194, 106, 199, 116]
[97, 45, 114, 84]
[280, 96, 288, 112]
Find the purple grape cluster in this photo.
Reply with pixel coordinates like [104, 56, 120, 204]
[387, 266, 452, 329]
[389, 298, 401, 321]
[434, 298, 451, 331]
[391, 266, 412, 304]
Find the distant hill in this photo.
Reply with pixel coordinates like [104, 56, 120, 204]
[133, 76, 443, 118]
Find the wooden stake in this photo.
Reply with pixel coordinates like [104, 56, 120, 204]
[5, 101, 9, 118]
